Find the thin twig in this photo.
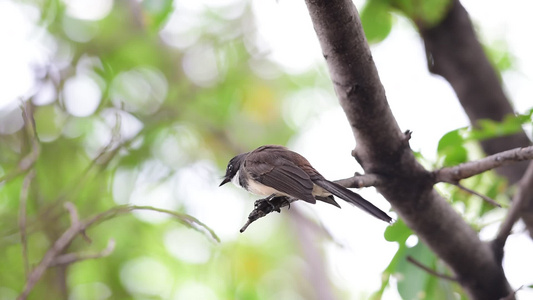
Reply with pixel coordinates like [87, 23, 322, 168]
[17, 203, 218, 300]
[494, 162, 533, 251]
[64, 202, 79, 225]
[19, 170, 36, 278]
[64, 202, 91, 243]
[0, 102, 40, 184]
[18, 203, 85, 300]
[500, 285, 523, 300]
[453, 182, 501, 207]
[31, 113, 129, 234]
[49, 239, 116, 267]
[434, 145, 533, 183]
[406, 256, 458, 282]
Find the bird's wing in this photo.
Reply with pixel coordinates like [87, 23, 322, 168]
[246, 153, 316, 204]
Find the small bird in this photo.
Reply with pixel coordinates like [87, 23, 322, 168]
[220, 145, 392, 223]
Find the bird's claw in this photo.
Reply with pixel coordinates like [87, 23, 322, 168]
[241, 196, 291, 232]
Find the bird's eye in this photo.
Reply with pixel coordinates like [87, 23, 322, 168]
[228, 164, 233, 172]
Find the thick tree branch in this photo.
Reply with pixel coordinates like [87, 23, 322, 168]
[304, 0, 513, 299]
[419, 0, 531, 184]
[417, 0, 533, 238]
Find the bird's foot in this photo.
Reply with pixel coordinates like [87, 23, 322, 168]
[254, 197, 279, 212]
[240, 196, 291, 233]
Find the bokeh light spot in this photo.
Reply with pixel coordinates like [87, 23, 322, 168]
[120, 257, 172, 297]
[63, 75, 102, 117]
[164, 227, 212, 264]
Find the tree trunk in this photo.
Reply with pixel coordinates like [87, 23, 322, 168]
[418, 0, 533, 237]
[303, 0, 514, 298]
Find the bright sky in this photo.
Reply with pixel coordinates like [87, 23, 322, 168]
[1, 0, 533, 298]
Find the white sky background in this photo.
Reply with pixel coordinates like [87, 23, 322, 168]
[1, 0, 533, 299]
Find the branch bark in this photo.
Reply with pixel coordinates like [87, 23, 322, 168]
[304, 0, 513, 299]
[494, 162, 533, 250]
[417, 0, 533, 237]
[17, 204, 218, 299]
[420, 0, 531, 183]
[434, 145, 533, 183]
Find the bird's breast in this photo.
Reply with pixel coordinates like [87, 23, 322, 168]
[245, 179, 284, 196]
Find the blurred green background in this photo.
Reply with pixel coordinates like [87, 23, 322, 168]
[1, 0, 532, 299]
[0, 0, 344, 299]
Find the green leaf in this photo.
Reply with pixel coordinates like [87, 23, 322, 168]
[384, 218, 411, 242]
[391, 0, 452, 27]
[373, 219, 413, 299]
[437, 129, 468, 167]
[361, 0, 393, 43]
[469, 110, 533, 141]
[484, 40, 514, 72]
[396, 243, 435, 300]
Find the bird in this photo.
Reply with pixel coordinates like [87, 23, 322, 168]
[219, 145, 392, 223]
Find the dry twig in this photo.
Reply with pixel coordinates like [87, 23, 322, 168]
[434, 146, 533, 183]
[49, 239, 116, 267]
[494, 163, 533, 251]
[0, 102, 40, 184]
[406, 256, 458, 282]
[17, 203, 218, 300]
[453, 182, 501, 207]
[19, 170, 36, 278]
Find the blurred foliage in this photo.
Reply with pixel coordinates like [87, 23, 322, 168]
[0, 0, 338, 299]
[436, 109, 533, 167]
[374, 219, 462, 300]
[433, 110, 532, 224]
[385, 111, 533, 299]
[1, 0, 531, 299]
[361, 0, 452, 43]
[361, 0, 517, 76]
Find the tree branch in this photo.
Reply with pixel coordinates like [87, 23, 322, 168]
[303, 0, 513, 298]
[406, 256, 458, 282]
[17, 203, 218, 300]
[494, 162, 533, 251]
[0, 102, 40, 184]
[49, 239, 116, 267]
[453, 182, 501, 207]
[333, 173, 384, 188]
[417, 0, 533, 239]
[18, 203, 87, 300]
[419, 0, 531, 185]
[19, 170, 35, 278]
[434, 146, 533, 183]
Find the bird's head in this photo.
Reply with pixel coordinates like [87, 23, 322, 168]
[219, 153, 247, 186]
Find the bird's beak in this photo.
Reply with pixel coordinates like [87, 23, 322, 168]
[219, 177, 231, 187]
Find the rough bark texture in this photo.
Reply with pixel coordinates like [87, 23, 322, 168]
[304, 0, 513, 299]
[418, 0, 533, 238]
[420, 0, 531, 183]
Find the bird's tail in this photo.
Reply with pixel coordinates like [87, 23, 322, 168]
[315, 179, 392, 223]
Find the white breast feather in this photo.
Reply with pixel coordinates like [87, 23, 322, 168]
[246, 179, 284, 196]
